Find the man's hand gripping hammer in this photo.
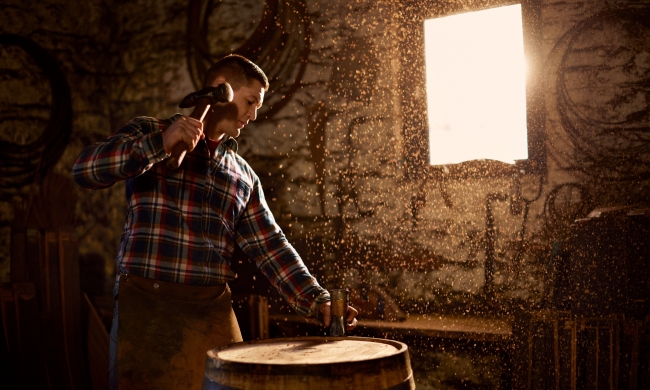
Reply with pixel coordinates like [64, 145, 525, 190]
[166, 83, 234, 169]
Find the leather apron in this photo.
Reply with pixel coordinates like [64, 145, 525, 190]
[117, 274, 242, 389]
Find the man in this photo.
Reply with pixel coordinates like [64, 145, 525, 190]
[73, 54, 358, 389]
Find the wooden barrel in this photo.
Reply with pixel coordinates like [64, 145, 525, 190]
[202, 336, 414, 390]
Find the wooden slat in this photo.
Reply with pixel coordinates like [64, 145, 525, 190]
[10, 227, 27, 282]
[0, 284, 20, 375]
[511, 311, 532, 390]
[13, 282, 49, 388]
[44, 230, 68, 389]
[40, 311, 65, 388]
[83, 293, 109, 390]
[58, 230, 84, 390]
[25, 228, 44, 307]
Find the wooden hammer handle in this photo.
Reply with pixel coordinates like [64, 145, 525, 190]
[165, 105, 211, 169]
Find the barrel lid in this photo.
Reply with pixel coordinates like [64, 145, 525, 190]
[208, 336, 407, 365]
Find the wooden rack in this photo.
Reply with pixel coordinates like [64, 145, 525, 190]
[2, 228, 85, 389]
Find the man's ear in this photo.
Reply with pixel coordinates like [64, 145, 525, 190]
[212, 75, 227, 86]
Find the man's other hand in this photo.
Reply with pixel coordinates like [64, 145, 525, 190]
[319, 301, 359, 332]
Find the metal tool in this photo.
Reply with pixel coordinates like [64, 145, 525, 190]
[166, 83, 234, 169]
[329, 289, 349, 336]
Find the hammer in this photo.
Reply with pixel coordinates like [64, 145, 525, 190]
[166, 83, 234, 169]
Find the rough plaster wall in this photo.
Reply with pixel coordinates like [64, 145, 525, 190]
[1, 0, 648, 314]
[391, 0, 650, 315]
[0, 0, 197, 285]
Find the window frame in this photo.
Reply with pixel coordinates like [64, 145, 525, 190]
[397, 0, 546, 180]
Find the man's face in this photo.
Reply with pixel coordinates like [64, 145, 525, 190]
[203, 78, 265, 140]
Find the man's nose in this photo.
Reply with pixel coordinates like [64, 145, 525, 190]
[249, 107, 258, 121]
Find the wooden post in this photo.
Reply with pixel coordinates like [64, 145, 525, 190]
[13, 282, 49, 388]
[248, 295, 269, 340]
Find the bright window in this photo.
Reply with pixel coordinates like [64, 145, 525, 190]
[424, 4, 528, 165]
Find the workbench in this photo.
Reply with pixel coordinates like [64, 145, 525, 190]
[269, 313, 513, 343]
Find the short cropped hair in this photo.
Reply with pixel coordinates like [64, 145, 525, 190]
[204, 54, 269, 91]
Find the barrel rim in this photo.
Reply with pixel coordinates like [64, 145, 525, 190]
[206, 336, 409, 366]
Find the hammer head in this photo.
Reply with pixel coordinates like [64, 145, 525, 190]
[178, 83, 234, 108]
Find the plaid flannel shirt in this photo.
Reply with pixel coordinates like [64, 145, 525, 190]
[72, 115, 329, 318]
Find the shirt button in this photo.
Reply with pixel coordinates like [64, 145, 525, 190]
[153, 283, 160, 289]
